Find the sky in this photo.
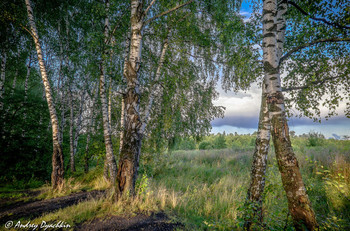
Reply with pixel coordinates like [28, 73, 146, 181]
[210, 1, 350, 139]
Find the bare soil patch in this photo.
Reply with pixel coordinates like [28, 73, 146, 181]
[77, 212, 183, 231]
[0, 190, 105, 224]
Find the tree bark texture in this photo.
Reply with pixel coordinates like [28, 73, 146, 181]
[25, 0, 64, 189]
[84, 87, 98, 173]
[262, 0, 317, 230]
[244, 83, 271, 230]
[100, 0, 117, 189]
[117, 0, 144, 197]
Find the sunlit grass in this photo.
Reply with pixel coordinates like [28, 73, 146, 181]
[6, 138, 350, 230]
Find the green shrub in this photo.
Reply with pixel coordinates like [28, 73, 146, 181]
[198, 141, 213, 150]
[307, 132, 324, 147]
[213, 134, 227, 149]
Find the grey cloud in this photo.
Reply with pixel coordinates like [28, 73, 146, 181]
[211, 115, 259, 129]
[212, 115, 349, 129]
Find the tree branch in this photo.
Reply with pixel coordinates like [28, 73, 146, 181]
[288, 1, 350, 30]
[282, 75, 341, 92]
[144, 0, 157, 16]
[143, 0, 194, 26]
[279, 37, 350, 64]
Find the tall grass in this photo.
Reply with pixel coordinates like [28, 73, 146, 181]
[27, 138, 350, 230]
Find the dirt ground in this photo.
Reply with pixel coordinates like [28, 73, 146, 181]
[0, 190, 182, 230]
[0, 190, 105, 224]
[76, 212, 183, 231]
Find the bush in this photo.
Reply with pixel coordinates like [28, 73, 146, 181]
[213, 134, 227, 149]
[199, 141, 213, 150]
[307, 132, 324, 147]
[177, 138, 196, 150]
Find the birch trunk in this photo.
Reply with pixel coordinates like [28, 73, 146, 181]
[119, 95, 125, 154]
[11, 56, 19, 95]
[24, 53, 32, 102]
[117, 0, 144, 197]
[73, 91, 85, 160]
[244, 1, 288, 228]
[104, 76, 113, 180]
[119, 34, 130, 155]
[84, 87, 98, 173]
[140, 36, 169, 134]
[0, 52, 6, 111]
[25, 0, 64, 189]
[262, 0, 317, 230]
[23, 53, 32, 136]
[100, 0, 117, 189]
[244, 83, 271, 230]
[69, 87, 75, 172]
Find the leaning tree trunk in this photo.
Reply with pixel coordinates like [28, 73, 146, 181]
[262, 0, 317, 230]
[116, 0, 144, 197]
[244, 83, 271, 230]
[25, 0, 64, 189]
[100, 0, 117, 190]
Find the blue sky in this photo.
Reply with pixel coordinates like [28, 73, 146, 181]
[210, 1, 350, 139]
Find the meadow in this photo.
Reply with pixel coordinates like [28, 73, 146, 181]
[1, 135, 350, 230]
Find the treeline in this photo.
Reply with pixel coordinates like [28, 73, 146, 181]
[171, 132, 350, 151]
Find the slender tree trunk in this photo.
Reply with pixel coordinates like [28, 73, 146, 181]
[101, 0, 117, 190]
[24, 53, 32, 102]
[244, 0, 288, 228]
[73, 91, 85, 158]
[108, 76, 113, 129]
[25, 0, 64, 189]
[244, 83, 271, 230]
[117, 0, 144, 197]
[140, 35, 169, 134]
[69, 87, 75, 172]
[22, 52, 32, 136]
[104, 76, 113, 180]
[119, 34, 130, 155]
[84, 87, 98, 173]
[11, 52, 19, 95]
[119, 95, 125, 153]
[262, 0, 317, 230]
[0, 52, 6, 111]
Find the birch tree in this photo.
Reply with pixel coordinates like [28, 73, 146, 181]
[100, 0, 118, 191]
[261, 0, 317, 229]
[25, 0, 64, 189]
[116, 0, 195, 197]
[246, 0, 350, 228]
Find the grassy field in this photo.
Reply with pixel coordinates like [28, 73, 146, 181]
[3, 137, 350, 230]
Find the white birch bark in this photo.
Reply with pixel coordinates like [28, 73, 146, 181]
[25, 0, 64, 189]
[84, 87, 99, 173]
[262, 0, 317, 230]
[100, 0, 117, 188]
[73, 90, 85, 160]
[117, 0, 144, 197]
